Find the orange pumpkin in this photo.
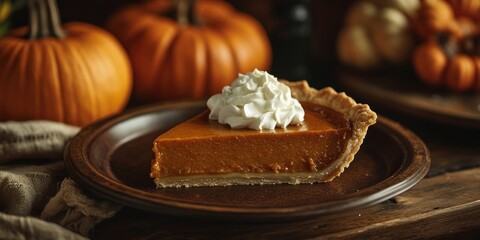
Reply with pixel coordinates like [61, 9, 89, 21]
[413, 38, 480, 91]
[413, 40, 448, 86]
[0, 0, 132, 126]
[414, 0, 457, 39]
[107, 0, 271, 102]
[444, 54, 476, 90]
[414, 0, 479, 39]
[474, 57, 480, 90]
[413, 0, 480, 92]
[447, 0, 480, 19]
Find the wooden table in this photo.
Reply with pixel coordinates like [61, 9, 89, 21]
[91, 96, 480, 240]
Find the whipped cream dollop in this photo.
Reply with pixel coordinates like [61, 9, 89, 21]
[207, 69, 305, 130]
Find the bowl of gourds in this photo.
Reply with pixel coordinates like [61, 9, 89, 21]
[336, 0, 480, 128]
[338, 0, 480, 92]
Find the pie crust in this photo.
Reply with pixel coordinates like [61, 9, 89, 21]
[151, 80, 377, 187]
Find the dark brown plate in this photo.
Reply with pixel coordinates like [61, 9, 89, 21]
[337, 71, 480, 129]
[64, 101, 430, 221]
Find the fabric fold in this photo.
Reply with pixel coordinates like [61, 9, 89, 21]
[0, 120, 123, 238]
[0, 120, 79, 164]
[0, 212, 87, 240]
[0, 161, 65, 216]
[41, 178, 122, 236]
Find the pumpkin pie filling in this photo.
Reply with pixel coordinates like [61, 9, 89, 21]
[151, 102, 351, 180]
[150, 75, 377, 187]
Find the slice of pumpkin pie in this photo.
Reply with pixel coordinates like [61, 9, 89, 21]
[150, 69, 377, 187]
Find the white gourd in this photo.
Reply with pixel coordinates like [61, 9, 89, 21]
[371, 7, 415, 64]
[372, 0, 420, 18]
[337, 25, 381, 69]
[337, 0, 419, 69]
[337, 1, 380, 69]
[346, 1, 377, 25]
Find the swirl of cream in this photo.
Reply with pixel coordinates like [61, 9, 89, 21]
[207, 69, 304, 130]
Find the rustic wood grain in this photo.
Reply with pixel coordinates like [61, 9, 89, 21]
[91, 167, 480, 239]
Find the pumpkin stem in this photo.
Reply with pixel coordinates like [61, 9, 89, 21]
[27, 0, 39, 39]
[45, 0, 65, 38]
[26, 0, 65, 39]
[175, 0, 199, 26]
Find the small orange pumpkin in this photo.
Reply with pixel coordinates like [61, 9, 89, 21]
[447, 0, 480, 19]
[107, 0, 271, 102]
[0, 0, 132, 126]
[473, 57, 480, 90]
[444, 54, 476, 90]
[412, 0, 480, 92]
[414, 0, 457, 39]
[413, 40, 448, 86]
[414, 0, 479, 39]
[413, 38, 480, 91]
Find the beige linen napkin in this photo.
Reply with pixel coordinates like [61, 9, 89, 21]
[0, 120, 122, 239]
[0, 120, 78, 165]
[41, 178, 122, 236]
[0, 211, 87, 240]
[0, 161, 64, 216]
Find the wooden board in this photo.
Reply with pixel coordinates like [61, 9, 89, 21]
[92, 167, 480, 239]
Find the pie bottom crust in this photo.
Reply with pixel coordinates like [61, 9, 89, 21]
[154, 169, 347, 188]
[152, 80, 377, 187]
